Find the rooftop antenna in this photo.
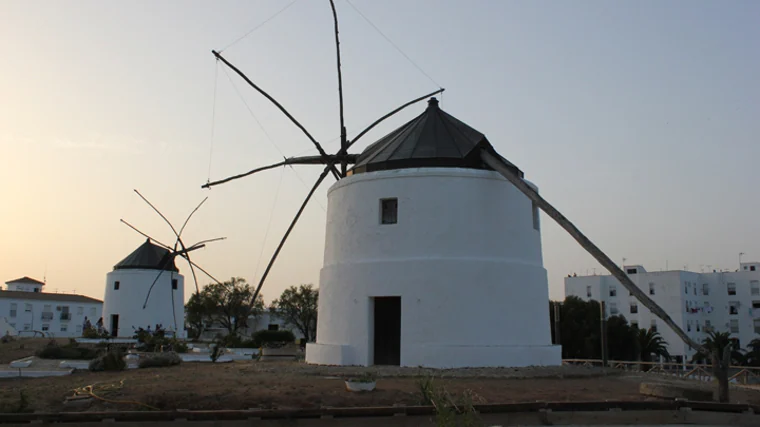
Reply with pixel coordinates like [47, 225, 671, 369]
[120, 189, 226, 331]
[203, 0, 444, 312]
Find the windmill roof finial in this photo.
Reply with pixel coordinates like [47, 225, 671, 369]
[428, 97, 439, 108]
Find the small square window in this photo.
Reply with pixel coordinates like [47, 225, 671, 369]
[114, 281, 120, 290]
[630, 303, 638, 314]
[60, 325, 68, 332]
[730, 319, 739, 333]
[649, 283, 655, 295]
[380, 198, 398, 224]
[609, 286, 617, 297]
[172, 279, 178, 290]
[532, 202, 540, 231]
[751, 266, 756, 271]
[728, 282, 736, 295]
[267, 324, 279, 331]
[41, 324, 49, 331]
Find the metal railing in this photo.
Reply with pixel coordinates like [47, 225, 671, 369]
[563, 359, 760, 385]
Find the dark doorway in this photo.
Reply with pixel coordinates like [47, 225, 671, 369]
[110, 314, 119, 337]
[373, 297, 401, 365]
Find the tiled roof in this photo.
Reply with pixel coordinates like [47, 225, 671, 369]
[5, 276, 45, 286]
[0, 290, 102, 304]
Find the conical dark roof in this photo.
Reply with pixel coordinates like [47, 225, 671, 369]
[113, 238, 178, 272]
[350, 98, 523, 177]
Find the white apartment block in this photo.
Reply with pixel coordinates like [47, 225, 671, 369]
[1, 276, 103, 338]
[565, 262, 760, 362]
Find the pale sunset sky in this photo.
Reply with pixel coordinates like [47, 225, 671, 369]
[1, 1, 758, 304]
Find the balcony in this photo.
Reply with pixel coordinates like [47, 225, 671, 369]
[60, 313, 71, 321]
[41, 312, 53, 321]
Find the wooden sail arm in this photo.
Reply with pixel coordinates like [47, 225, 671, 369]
[480, 148, 707, 355]
[211, 50, 340, 179]
[337, 88, 445, 157]
[202, 155, 357, 189]
[248, 164, 333, 311]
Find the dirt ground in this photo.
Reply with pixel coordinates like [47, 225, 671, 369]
[3, 340, 760, 413]
[0, 360, 759, 413]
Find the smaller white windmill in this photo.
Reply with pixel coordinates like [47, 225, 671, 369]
[102, 190, 224, 337]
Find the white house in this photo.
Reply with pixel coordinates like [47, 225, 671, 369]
[103, 239, 185, 338]
[306, 98, 560, 368]
[197, 311, 306, 341]
[0, 276, 103, 338]
[565, 262, 760, 362]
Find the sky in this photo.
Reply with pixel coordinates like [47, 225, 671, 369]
[1, 0, 758, 304]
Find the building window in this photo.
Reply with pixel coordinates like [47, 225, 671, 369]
[702, 283, 709, 295]
[754, 319, 760, 334]
[649, 283, 655, 295]
[753, 301, 760, 309]
[114, 281, 120, 290]
[696, 321, 701, 332]
[609, 286, 617, 297]
[10, 303, 17, 318]
[728, 282, 736, 295]
[609, 302, 618, 316]
[33, 288, 39, 292]
[730, 319, 739, 333]
[630, 303, 638, 314]
[172, 279, 178, 290]
[631, 321, 638, 330]
[60, 325, 68, 332]
[627, 268, 637, 274]
[685, 282, 689, 294]
[650, 319, 657, 332]
[687, 321, 691, 332]
[729, 301, 740, 315]
[532, 201, 540, 231]
[41, 324, 49, 331]
[751, 281, 760, 296]
[693, 285, 696, 295]
[380, 198, 398, 224]
[267, 324, 279, 331]
[24, 303, 32, 312]
[77, 307, 83, 315]
[43, 304, 51, 312]
[586, 285, 591, 298]
[751, 266, 756, 271]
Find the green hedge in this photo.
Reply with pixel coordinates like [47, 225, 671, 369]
[138, 352, 182, 369]
[251, 330, 295, 347]
[36, 346, 100, 360]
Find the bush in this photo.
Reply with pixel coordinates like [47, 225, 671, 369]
[82, 327, 110, 339]
[138, 352, 182, 369]
[36, 342, 100, 360]
[251, 330, 295, 348]
[89, 350, 126, 371]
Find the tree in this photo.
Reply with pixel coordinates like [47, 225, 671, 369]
[607, 316, 638, 361]
[270, 284, 318, 342]
[185, 277, 265, 337]
[637, 328, 670, 363]
[550, 297, 637, 361]
[689, 331, 743, 402]
[185, 291, 212, 339]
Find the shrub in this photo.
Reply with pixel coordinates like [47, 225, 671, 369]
[82, 327, 110, 339]
[89, 350, 126, 371]
[138, 352, 182, 369]
[36, 343, 100, 360]
[252, 330, 295, 348]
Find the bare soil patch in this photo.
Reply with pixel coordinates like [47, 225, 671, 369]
[1, 360, 759, 413]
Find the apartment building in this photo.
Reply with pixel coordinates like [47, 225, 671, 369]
[565, 262, 760, 362]
[0, 276, 103, 338]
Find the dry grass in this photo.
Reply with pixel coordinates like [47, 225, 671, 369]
[1, 360, 759, 413]
[0, 338, 69, 364]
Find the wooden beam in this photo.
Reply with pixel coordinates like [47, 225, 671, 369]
[481, 149, 705, 353]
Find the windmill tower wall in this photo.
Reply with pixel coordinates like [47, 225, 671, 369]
[306, 167, 561, 368]
[103, 270, 185, 338]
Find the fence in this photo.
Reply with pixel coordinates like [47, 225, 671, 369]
[563, 359, 760, 385]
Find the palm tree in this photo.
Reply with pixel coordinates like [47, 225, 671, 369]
[637, 328, 670, 363]
[691, 331, 744, 365]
